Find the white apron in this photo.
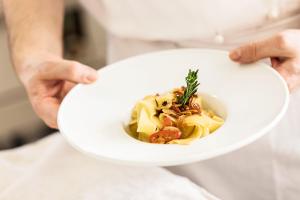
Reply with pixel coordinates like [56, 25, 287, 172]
[80, 1, 300, 199]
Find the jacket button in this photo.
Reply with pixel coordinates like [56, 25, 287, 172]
[214, 33, 224, 44]
[267, 7, 279, 19]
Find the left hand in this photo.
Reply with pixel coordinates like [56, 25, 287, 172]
[229, 29, 300, 91]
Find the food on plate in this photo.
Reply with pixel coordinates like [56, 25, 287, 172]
[127, 69, 224, 144]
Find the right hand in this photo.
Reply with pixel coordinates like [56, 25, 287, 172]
[19, 54, 98, 128]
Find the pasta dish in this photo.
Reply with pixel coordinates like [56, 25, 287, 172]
[127, 69, 224, 144]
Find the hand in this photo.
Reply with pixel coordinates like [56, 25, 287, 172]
[229, 29, 300, 91]
[20, 54, 98, 128]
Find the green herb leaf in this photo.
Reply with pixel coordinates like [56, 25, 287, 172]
[178, 69, 200, 106]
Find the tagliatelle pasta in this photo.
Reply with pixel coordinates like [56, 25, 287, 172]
[127, 70, 224, 145]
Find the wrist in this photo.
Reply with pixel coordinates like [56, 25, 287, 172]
[14, 51, 62, 85]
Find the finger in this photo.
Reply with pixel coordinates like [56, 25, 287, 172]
[271, 57, 281, 68]
[229, 35, 292, 63]
[33, 97, 59, 128]
[38, 60, 98, 84]
[276, 60, 300, 91]
[59, 82, 76, 99]
[275, 66, 289, 81]
[275, 66, 293, 91]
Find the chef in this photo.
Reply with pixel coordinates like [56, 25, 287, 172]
[1, 0, 300, 199]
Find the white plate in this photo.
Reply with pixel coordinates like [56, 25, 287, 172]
[58, 49, 289, 166]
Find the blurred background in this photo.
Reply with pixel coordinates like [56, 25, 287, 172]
[0, 0, 106, 149]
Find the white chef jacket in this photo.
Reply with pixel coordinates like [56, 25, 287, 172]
[1, 1, 300, 200]
[81, 1, 300, 199]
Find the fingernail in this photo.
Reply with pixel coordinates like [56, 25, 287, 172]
[229, 49, 241, 61]
[85, 72, 98, 83]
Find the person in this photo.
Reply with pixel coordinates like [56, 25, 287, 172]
[1, 0, 300, 199]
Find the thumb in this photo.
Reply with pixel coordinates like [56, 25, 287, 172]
[229, 36, 287, 63]
[39, 60, 98, 84]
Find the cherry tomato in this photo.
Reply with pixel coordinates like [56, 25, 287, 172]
[162, 116, 173, 127]
[149, 129, 181, 144]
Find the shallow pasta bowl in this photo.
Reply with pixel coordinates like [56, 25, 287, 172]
[58, 49, 289, 166]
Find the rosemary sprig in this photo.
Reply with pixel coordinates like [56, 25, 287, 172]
[178, 69, 200, 106]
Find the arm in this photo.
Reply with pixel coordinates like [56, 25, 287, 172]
[3, 0, 98, 128]
[229, 30, 300, 91]
[4, 0, 64, 77]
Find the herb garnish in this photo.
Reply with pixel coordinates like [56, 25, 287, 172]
[178, 69, 200, 106]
